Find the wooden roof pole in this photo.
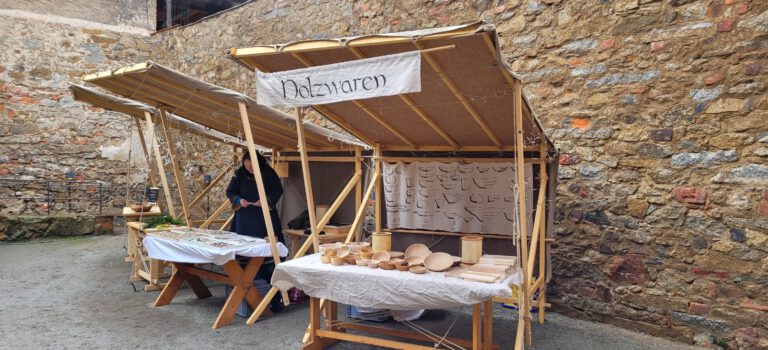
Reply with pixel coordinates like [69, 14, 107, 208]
[413, 42, 502, 147]
[113, 73, 338, 148]
[513, 79, 532, 349]
[238, 101, 290, 324]
[290, 52, 416, 148]
[93, 78, 295, 149]
[347, 47, 459, 149]
[295, 108, 321, 253]
[158, 108, 192, 225]
[143, 111, 176, 217]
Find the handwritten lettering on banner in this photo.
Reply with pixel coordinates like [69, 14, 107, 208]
[255, 51, 421, 107]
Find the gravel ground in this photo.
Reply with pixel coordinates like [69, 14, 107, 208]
[0, 235, 703, 350]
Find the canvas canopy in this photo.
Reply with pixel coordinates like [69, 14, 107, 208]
[83, 61, 366, 152]
[70, 84, 248, 147]
[228, 20, 552, 152]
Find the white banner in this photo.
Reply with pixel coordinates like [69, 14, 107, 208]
[383, 162, 532, 235]
[256, 51, 421, 107]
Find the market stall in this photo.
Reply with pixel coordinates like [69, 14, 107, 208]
[80, 62, 370, 318]
[229, 20, 557, 349]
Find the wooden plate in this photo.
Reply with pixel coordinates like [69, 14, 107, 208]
[405, 243, 430, 259]
[424, 252, 453, 272]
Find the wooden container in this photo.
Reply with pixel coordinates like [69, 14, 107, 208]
[371, 232, 392, 252]
[461, 236, 483, 264]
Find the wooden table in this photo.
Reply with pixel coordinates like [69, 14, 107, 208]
[121, 205, 162, 263]
[303, 297, 495, 350]
[284, 228, 348, 257]
[153, 257, 272, 329]
[125, 221, 175, 291]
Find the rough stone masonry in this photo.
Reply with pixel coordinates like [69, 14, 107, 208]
[1, 0, 767, 348]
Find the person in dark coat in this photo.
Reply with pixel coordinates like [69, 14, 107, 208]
[226, 151, 286, 312]
[226, 151, 285, 244]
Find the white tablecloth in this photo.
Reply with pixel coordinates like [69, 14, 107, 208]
[272, 254, 521, 310]
[144, 235, 288, 265]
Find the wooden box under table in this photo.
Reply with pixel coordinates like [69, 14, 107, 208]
[125, 222, 181, 291]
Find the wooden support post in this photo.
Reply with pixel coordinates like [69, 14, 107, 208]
[374, 144, 382, 234]
[295, 109, 321, 253]
[158, 108, 191, 225]
[526, 178, 547, 279]
[484, 299, 493, 350]
[237, 101, 289, 322]
[133, 118, 158, 187]
[143, 111, 176, 217]
[513, 79, 532, 348]
[538, 144, 548, 325]
[473, 303, 482, 350]
[355, 148, 362, 215]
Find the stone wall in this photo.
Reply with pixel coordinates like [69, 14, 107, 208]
[0, 0, 156, 30]
[146, 1, 768, 347]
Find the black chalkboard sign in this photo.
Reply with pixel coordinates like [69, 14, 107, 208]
[145, 187, 160, 204]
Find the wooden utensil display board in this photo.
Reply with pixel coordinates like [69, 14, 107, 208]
[230, 20, 558, 350]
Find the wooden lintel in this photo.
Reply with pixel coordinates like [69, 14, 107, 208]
[414, 42, 502, 147]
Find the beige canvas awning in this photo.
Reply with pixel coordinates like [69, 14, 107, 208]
[70, 84, 249, 147]
[82, 61, 366, 152]
[228, 21, 552, 152]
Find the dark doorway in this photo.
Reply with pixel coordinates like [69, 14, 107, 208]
[157, 0, 250, 29]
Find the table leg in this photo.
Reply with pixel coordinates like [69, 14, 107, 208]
[473, 303, 482, 350]
[213, 258, 266, 329]
[153, 263, 185, 306]
[290, 236, 300, 257]
[302, 296, 325, 350]
[484, 299, 493, 350]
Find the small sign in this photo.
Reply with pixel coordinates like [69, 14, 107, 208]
[256, 51, 421, 107]
[145, 187, 160, 204]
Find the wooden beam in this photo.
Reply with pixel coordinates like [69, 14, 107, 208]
[526, 174, 547, 279]
[143, 111, 176, 217]
[414, 42, 502, 147]
[295, 109, 321, 254]
[513, 79, 533, 349]
[382, 145, 540, 152]
[290, 52, 415, 148]
[314, 329, 436, 350]
[158, 108, 191, 225]
[381, 228, 514, 240]
[273, 156, 358, 163]
[382, 157, 548, 164]
[538, 144, 548, 325]
[133, 117, 159, 187]
[346, 170, 379, 244]
[473, 303, 482, 350]
[348, 47, 459, 148]
[374, 144, 382, 234]
[355, 148, 362, 214]
[237, 101, 290, 314]
[219, 214, 234, 230]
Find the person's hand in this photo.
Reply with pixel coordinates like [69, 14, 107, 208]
[240, 198, 249, 207]
[254, 200, 262, 207]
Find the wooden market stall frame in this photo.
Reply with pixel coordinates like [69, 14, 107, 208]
[229, 20, 558, 349]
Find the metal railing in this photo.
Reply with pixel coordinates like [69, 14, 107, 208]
[0, 178, 121, 215]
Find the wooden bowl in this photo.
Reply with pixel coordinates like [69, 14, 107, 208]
[130, 204, 153, 212]
[405, 243, 430, 259]
[367, 260, 380, 268]
[389, 251, 404, 259]
[389, 258, 404, 265]
[409, 266, 427, 274]
[320, 243, 342, 254]
[404, 256, 424, 266]
[379, 261, 395, 270]
[372, 251, 390, 262]
[324, 248, 338, 257]
[396, 264, 410, 272]
[424, 252, 454, 272]
[360, 249, 375, 259]
[336, 246, 351, 258]
[348, 242, 371, 253]
[452, 256, 462, 266]
[355, 259, 369, 266]
[320, 255, 331, 264]
[344, 256, 357, 265]
[331, 256, 345, 266]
